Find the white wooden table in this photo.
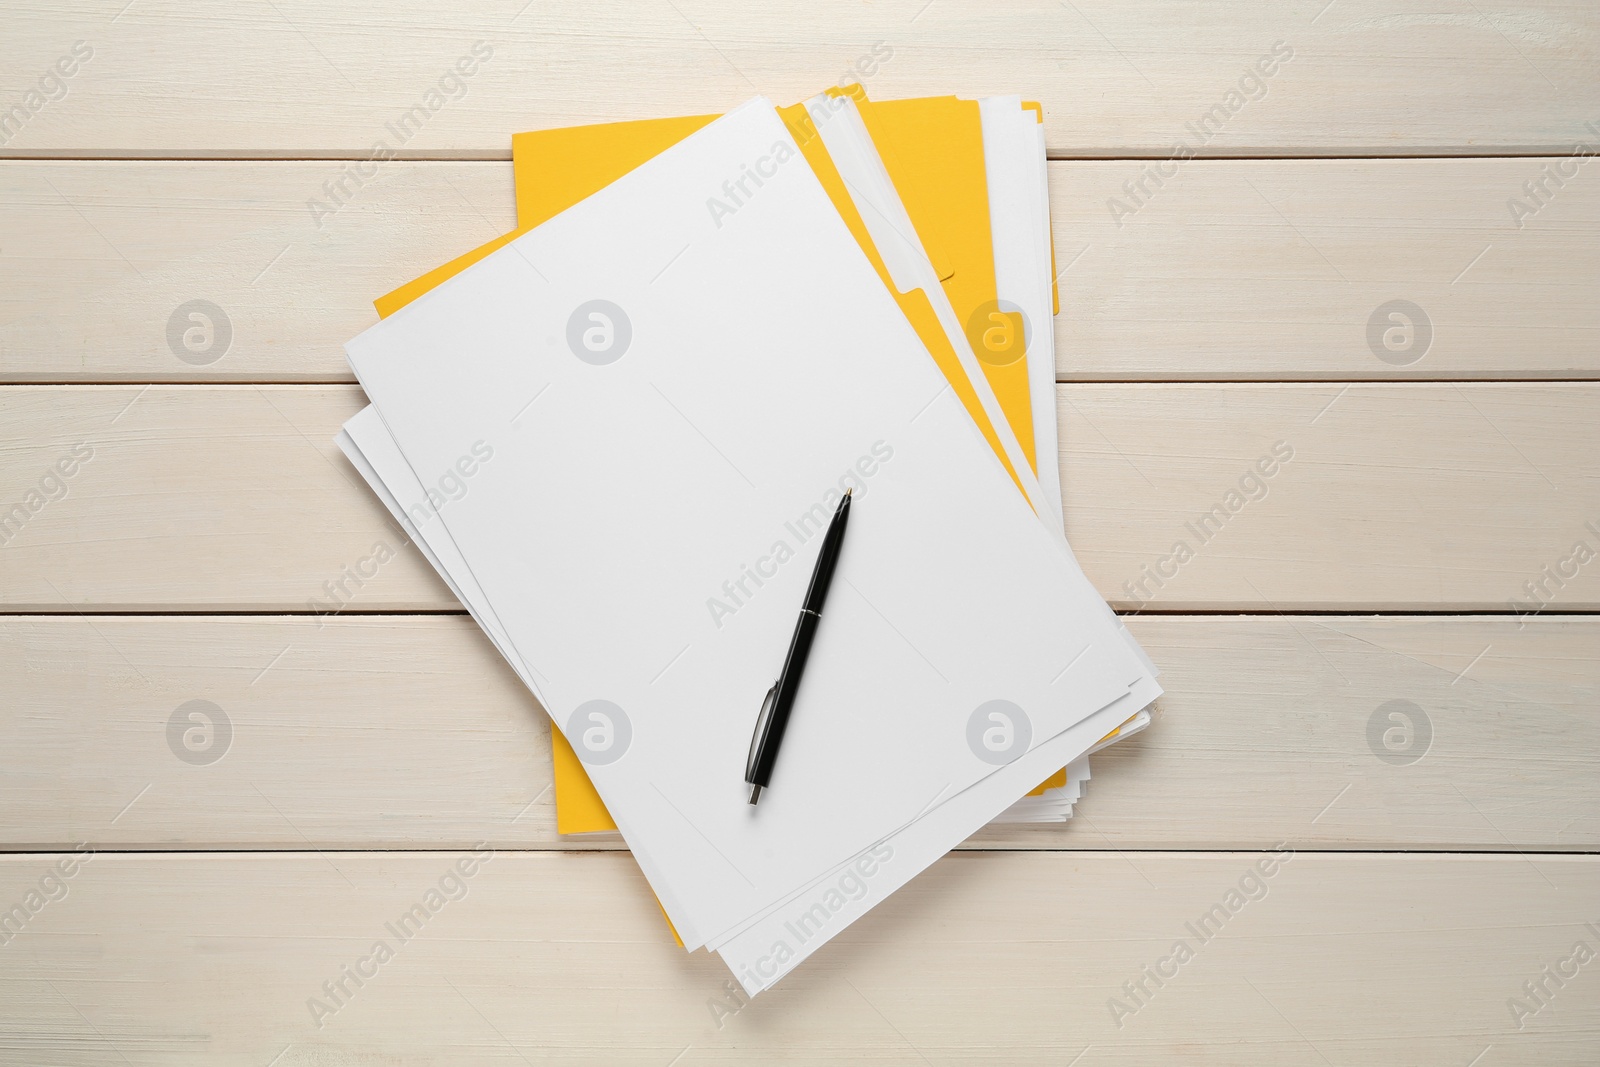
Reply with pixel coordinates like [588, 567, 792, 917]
[3, 3, 1598, 1063]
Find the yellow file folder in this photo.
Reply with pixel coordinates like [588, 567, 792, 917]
[370, 96, 1080, 837]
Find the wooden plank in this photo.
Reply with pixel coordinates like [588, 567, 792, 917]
[3, 158, 1598, 382]
[1, 614, 1593, 852]
[1, 384, 1595, 610]
[2, 2, 1597, 159]
[0, 385, 450, 611]
[1, 850, 1595, 1063]
[0, 161, 514, 384]
[1058, 382, 1600, 611]
[1052, 159, 1600, 380]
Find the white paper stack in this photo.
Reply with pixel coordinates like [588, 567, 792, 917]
[338, 96, 1160, 994]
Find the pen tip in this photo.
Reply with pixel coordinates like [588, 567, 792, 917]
[845, 487, 853, 496]
[748, 785, 762, 805]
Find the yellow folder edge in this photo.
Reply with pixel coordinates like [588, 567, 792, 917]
[370, 99, 1084, 844]
[374, 113, 716, 317]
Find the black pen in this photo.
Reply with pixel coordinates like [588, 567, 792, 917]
[745, 488, 853, 805]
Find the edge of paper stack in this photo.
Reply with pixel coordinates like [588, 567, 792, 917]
[335, 87, 1161, 995]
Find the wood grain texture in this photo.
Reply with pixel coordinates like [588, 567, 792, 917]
[0, 385, 449, 610]
[2, 850, 1596, 1064]
[5, 5, 1598, 1058]
[1052, 158, 1600, 380]
[1058, 382, 1600, 611]
[2, 1, 1597, 159]
[1, 614, 1594, 852]
[3, 158, 1597, 382]
[2, 384, 1595, 611]
[0, 161, 514, 383]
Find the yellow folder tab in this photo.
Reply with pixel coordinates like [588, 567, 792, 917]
[855, 96, 1036, 471]
[372, 97, 1058, 837]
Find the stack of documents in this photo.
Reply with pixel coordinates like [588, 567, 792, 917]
[337, 88, 1161, 994]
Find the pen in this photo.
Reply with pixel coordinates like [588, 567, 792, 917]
[744, 487, 853, 805]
